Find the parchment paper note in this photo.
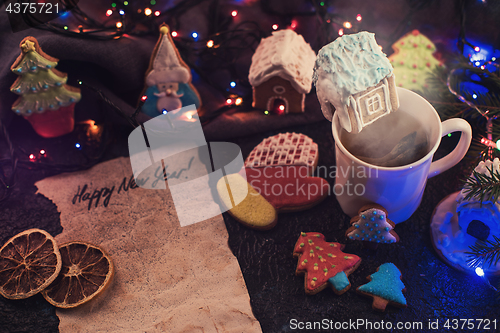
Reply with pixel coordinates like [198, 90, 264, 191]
[35, 157, 261, 333]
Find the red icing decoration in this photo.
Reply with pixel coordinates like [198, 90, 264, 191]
[412, 79, 417, 83]
[411, 29, 419, 36]
[413, 43, 418, 48]
[400, 41, 404, 45]
[426, 62, 431, 67]
[23, 104, 75, 138]
[293, 232, 361, 293]
[243, 166, 329, 210]
[412, 64, 417, 68]
[427, 44, 432, 49]
[399, 61, 404, 65]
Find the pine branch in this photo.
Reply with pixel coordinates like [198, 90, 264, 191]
[466, 235, 500, 268]
[462, 165, 500, 204]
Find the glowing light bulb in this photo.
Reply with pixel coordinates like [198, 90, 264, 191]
[230, 81, 236, 88]
[475, 61, 480, 66]
[106, 9, 113, 16]
[141, 95, 148, 102]
[290, 20, 297, 29]
[473, 94, 477, 99]
[338, 28, 344, 36]
[187, 114, 193, 119]
[493, 57, 497, 61]
[75, 143, 81, 149]
[154, 10, 160, 16]
[150, 0, 156, 4]
[231, 10, 238, 17]
[356, 14, 362, 21]
[192, 32, 198, 39]
[320, 1, 325, 6]
[207, 40, 214, 48]
[235, 97, 243, 105]
[119, 9, 125, 15]
[124, 1, 128, 5]
[111, 3, 116, 8]
[162, 109, 168, 114]
[171, 31, 178, 37]
[496, 139, 500, 149]
[144, 8, 152, 16]
[474, 46, 480, 52]
[63, 26, 68, 30]
[226, 98, 233, 105]
[475, 267, 484, 277]
[272, 24, 278, 30]
[116, 22, 123, 28]
[40, 149, 46, 155]
[279, 105, 285, 111]
[343, 21, 352, 29]
[29, 154, 35, 160]
[264, 110, 269, 115]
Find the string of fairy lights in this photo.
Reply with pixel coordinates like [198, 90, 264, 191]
[1, 0, 494, 208]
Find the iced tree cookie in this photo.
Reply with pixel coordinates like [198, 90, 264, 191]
[357, 262, 407, 311]
[293, 232, 361, 295]
[346, 205, 399, 245]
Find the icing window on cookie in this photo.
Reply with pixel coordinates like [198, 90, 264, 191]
[273, 85, 286, 94]
[365, 95, 382, 115]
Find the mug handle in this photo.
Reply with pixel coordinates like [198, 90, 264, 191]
[428, 118, 472, 179]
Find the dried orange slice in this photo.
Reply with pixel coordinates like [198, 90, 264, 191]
[0, 228, 62, 300]
[41, 241, 114, 308]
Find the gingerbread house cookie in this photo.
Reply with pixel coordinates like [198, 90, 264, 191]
[249, 29, 316, 114]
[313, 32, 399, 133]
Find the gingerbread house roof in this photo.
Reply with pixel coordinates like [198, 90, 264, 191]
[313, 32, 393, 102]
[248, 29, 316, 95]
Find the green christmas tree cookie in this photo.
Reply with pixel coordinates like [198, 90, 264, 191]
[10, 36, 81, 138]
[389, 30, 442, 92]
[357, 263, 407, 311]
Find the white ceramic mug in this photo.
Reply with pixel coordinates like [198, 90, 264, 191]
[332, 87, 472, 223]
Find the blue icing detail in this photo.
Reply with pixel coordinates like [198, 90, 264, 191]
[379, 215, 384, 219]
[361, 230, 365, 233]
[377, 230, 381, 234]
[373, 210, 377, 215]
[141, 84, 200, 118]
[354, 224, 359, 228]
[357, 263, 406, 305]
[313, 32, 393, 101]
[370, 217, 375, 221]
[365, 223, 369, 227]
[355, 234, 359, 237]
[361, 214, 366, 219]
[374, 224, 378, 227]
[328, 271, 349, 292]
[385, 227, 390, 231]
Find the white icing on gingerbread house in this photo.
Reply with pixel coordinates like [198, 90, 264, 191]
[313, 32, 399, 133]
[456, 158, 500, 242]
[248, 29, 316, 114]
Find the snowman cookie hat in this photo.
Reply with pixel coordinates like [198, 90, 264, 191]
[146, 24, 191, 86]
